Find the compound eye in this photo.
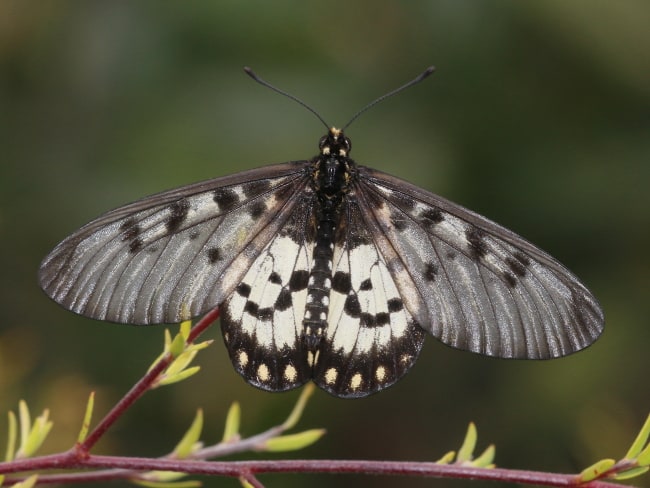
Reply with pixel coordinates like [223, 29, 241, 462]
[318, 135, 328, 150]
[344, 136, 352, 152]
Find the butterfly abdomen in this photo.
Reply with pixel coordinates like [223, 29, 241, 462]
[303, 144, 352, 356]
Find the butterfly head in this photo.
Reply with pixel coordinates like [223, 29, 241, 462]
[313, 128, 354, 197]
[319, 127, 352, 158]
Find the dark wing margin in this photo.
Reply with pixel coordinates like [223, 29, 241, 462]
[356, 166, 604, 359]
[38, 161, 311, 325]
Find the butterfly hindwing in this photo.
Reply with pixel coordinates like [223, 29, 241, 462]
[221, 193, 316, 392]
[357, 166, 604, 359]
[39, 162, 310, 324]
[313, 199, 426, 398]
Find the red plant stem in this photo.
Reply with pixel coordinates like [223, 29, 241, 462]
[79, 308, 220, 452]
[0, 456, 629, 488]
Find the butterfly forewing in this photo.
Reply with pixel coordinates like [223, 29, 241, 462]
[358, 166, 604, 359]
[39, 162, 310, 324]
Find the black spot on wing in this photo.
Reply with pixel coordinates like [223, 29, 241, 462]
[505, 255, 528, 277]
[344, 295, 361, 317]
[424, 262, 438, 282]
[129, 238, 144, 253]
[244, 300, 258, 317]
[466, 227, 488, 260]
[503, 271, 518, 288]
[213, 188, 238, 212]
[120, 218, 144, 253]
[242, 180, 272, 198]
[236, 283, 251, 298]
[207, 247, 222, 263]
[359, 278, 372, 291]
[289, 270, 309, 291]
[390, 213, 408, 231]
[420, 208, 444, 230]
[387, 298, 403, 312]
[167, 198, 190, 232]
[120, 218, 141, 241]
[248, 201, 266, 220]
[275, 288, 292, 310]
[257, 307, 274, 321]
[268, 272, 282, 284]
[332, 272, 352, 294]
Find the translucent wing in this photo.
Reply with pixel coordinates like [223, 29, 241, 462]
[356, 166, 604, 359]
[39, 162, 310, 324]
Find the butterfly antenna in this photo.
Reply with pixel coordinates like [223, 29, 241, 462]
[244, 67, 330, 130]
[342, 66, 435, 131]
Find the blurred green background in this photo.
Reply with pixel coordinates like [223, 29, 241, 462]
[1, 1, 649, 487]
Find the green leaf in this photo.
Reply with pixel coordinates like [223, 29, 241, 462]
[173, 409, 203, 459]
[15, 403, 53, 459]
[238, 477, 255, 488]
[180, 320, 192, 340]
[282, 383, 315, 430]
[157, 366, 201, 386]
[472, 444, 495, 468]
[5, 410, 17, 462]
[169, 331, 187, 358]
[625, 413, 650, 459]
[579, 458, 616, 482]
[132, 477, 202, 488]
[613, 466, 650, 480]
[77, 391, 95, 443]
[457, 422, 477, 462]
[637, 442, 650, 465]
[264, 428, 325, 452]
[222, 402, 241, 442]
[436, 451, 455, 464]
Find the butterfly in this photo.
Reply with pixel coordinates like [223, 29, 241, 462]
[39, 67, 604, 398]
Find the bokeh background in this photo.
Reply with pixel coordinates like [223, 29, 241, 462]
[1, 2, 649, 487]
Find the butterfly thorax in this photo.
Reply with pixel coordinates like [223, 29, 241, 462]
[302, 128, 355, 357]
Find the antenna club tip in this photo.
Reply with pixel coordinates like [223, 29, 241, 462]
[243, 66, 256, 79]
[421, 66, 436, 78]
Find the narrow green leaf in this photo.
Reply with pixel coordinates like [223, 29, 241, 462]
[18, 401, 30, 449]
[436, 451, 455, 464]
[0, 474, 4, 484]
[282, 383, 315, 430]
[180, 320, 192, 340]
[5, 410, 17, 462]
[238, 477, 255, 488]
[625, 413, 650, 459]
[158, 366, 201, 386]
[637, 442, 650, 465]
[174, 409, 203, 459]
[472, 444, 495, 467]
[169, 331, 187, 358]
[132, 478, 201, 488]
[222, 402, 241, 442]
[613, 466, 650, 480]
[457, 422, 477, 462]
[579, 458, 616, 482]
[21, 409, 53, 458]
[77, 392, 95, 443]
[264, 428, 325, 452]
